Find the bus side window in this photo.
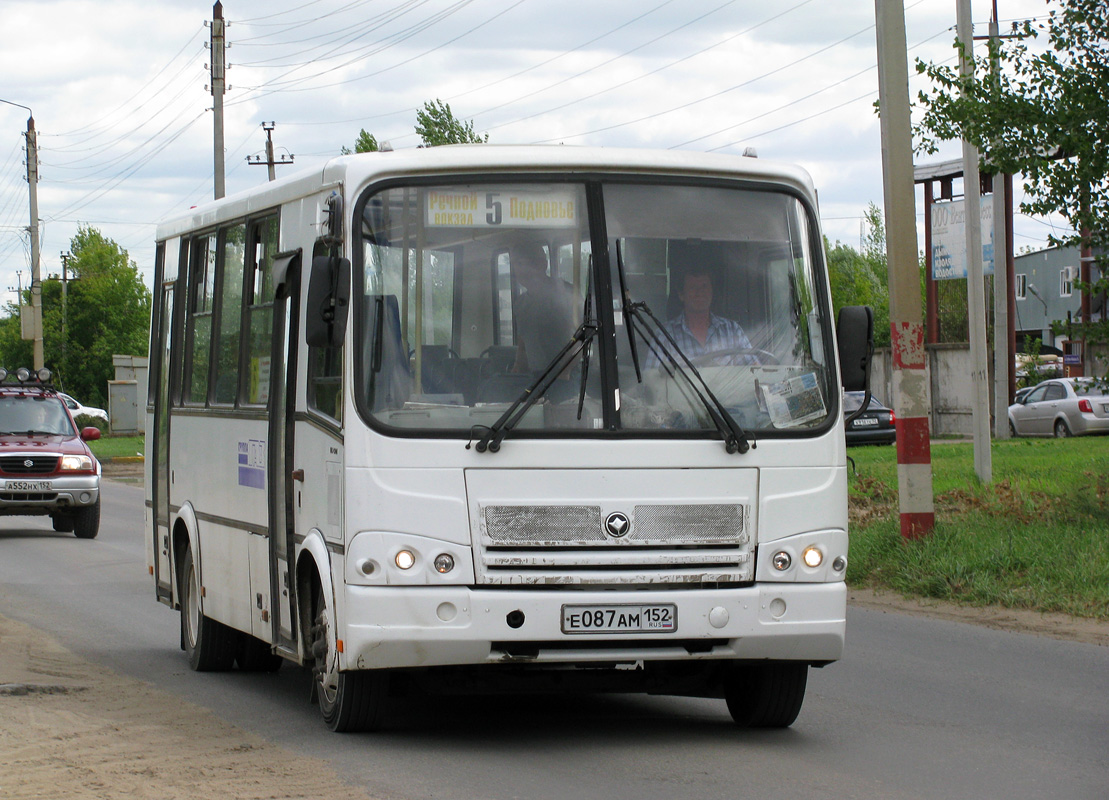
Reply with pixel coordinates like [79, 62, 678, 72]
[243, 216, 279, 406]
[308, 240, 343, 422]
[213, 223, 246, 405]
[185, 233, 217, 405]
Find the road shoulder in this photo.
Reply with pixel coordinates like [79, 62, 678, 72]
[0, 613, 373, 800]
[850, 587, 1108, 647]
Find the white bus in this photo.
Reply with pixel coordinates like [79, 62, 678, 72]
[145, 145, 873, 732]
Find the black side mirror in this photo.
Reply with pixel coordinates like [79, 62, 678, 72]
[836, 305, 874, 393]
[305, 254, 351, 348]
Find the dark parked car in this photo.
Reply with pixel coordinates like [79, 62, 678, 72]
[1008, 378, 1109, 438]
[843, 391, 896, 446]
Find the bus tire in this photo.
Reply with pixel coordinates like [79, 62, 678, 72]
[724, 662, 808, 728]
[72, 499, 100, 539]
[311, 583, 388, 732]
[236, 634, 284, 672]
[180, 546, 236, 671]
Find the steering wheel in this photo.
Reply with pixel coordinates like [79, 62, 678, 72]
[689, 347, 778, 367]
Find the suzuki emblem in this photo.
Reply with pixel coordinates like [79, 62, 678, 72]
[23, 459, 33, 468]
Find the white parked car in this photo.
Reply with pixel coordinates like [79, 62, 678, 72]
[59, 393, 109, 422]
[1008, 378, 1109, 438]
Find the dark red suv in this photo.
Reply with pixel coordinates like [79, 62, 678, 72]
[0, 369, 102, 538]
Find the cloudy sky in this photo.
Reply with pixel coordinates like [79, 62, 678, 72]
[0, 0, 1063, 300]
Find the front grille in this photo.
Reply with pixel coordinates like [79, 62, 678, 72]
[0, 456, 59, 475]
[484, 505, 603, 544]
[479, 503, 752, 586]
[0, 492, 58, 502]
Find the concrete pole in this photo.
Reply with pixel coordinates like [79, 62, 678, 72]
[957, 0, 992, 482]
[60, 251, 70, 375]
[211, 1, 226, 200]
[992, 172, 1010, 433]
[989, 13, 1010, 436]
[25, 116, 44, 371]
[874, 0, 934, 538]
[264, 122, 276, 182]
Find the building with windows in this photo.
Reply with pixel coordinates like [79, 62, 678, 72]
[1013, 245, 1106, 376]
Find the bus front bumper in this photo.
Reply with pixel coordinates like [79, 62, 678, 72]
[338, 582, 845, 671]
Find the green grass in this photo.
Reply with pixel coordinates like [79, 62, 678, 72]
[88, 434, 145, 462]
[847, 437, 1109, 620]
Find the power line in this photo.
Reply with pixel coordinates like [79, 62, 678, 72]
[277, 0, 683, 129]
[527, 4, 866, 145]
[469, 0, 750, 134]
[226, 0, 481, 100]
[45, 27, 205, 141]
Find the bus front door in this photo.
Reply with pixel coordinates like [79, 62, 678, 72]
[151, 282, 174, 604]
[267, 255, 300, 659]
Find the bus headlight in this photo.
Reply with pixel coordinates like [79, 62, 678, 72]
[756, 530, 848, 583]
[345, 532, 474, 586]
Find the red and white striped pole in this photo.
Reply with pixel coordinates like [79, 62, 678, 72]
[875, 0, 935, 539]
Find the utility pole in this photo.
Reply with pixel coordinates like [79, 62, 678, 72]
[874, 0, 935, 538]
[25, 115, 44, 371]
[247, 121, 294, 181]
[210, 1, 227, 199]
[989, 4, 1011, 438]
[58, 251, 73, 373]
[957, 0, 992, 482]
[1, 98, 42, 369]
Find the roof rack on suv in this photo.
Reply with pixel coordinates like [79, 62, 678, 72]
[0, 367, 55, 389]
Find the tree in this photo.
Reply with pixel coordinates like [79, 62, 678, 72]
[0, 226, 151, 407]
[340, 129, 380, 155]
[343, 98, 487, 154]
[914, 0, 1109, 361]
[826, 203, 892, 348]
[414, 99, 488, 147]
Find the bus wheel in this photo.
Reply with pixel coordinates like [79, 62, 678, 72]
[310, 582, 388, 732]
[180, 546, 236, 671]
[724, 662, 808, 728]
[236, 634, 284, 672]
[72, 499, 100, 539]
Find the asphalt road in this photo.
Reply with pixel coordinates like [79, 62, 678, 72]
[0, 479, 1106, 800]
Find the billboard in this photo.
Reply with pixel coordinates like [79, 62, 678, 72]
[930, 195, 995, 280]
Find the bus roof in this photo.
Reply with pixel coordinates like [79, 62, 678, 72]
[154, 145, 818, 241]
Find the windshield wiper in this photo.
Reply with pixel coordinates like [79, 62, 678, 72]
[614, 242, 644, 382]
[576, 259, 595, 421]
[471, 321, 598, 453]
[624, 301, 753, 455]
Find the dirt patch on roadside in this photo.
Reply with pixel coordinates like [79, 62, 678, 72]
[849, 587, 1109, 647]
[0, 614, 373, 800]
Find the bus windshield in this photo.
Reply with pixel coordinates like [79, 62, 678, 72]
[356, 178, 834, 439]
